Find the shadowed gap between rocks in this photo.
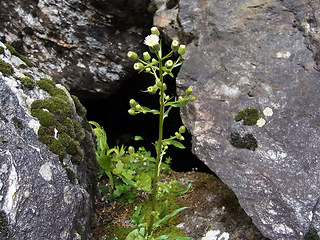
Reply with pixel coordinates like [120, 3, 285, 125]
[79, 67, 213, 173]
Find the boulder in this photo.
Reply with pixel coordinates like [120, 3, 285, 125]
[0, 41, 97, 239]
[156, 0, 320, 239]
[0, 0, 155, 99]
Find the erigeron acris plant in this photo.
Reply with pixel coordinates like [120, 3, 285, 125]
[126, 27, 195, 240]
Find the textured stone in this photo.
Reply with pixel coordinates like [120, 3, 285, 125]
[0, 42, 97, 239]
[0, 0, 154, 99]
[156, 0, 320, 239]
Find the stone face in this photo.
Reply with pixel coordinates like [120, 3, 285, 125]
[156, 0, 320, 239]
[0, 0, 154, 99]
[0, 42, 97, 239]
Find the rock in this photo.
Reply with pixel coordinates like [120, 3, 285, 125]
[156, 0, 320, 239]
[0, 41, 98, 239]
[0, 0, 155, 99]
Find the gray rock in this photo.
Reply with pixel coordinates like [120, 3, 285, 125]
[0, 0, 154, 99]
[156, 0, 320, 239]
[0, 42, 97, 239]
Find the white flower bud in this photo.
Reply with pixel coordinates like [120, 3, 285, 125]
[151, 27, 160, 36]
[143, 52, 151, 61]
[171, 40, 179, 51]
[165, 60, 174, 69]
[134, 62, 143, 71]
[178, 45, 186, 55]
[127, 51, 138, 60]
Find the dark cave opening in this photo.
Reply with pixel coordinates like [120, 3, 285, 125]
[79, 62, 212, 173]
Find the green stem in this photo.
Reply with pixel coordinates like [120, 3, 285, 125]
[148, 53, 165, 236]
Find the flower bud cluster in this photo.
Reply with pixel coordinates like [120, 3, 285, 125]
[128, 99, 140, 115]
[171, 39, 186, 56]
[175, 131, 184, 141]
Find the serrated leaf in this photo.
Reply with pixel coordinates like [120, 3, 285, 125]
[97, 155, 113, 172]
[125, 228, 145, 240]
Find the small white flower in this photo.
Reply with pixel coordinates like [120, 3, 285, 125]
[256, 118, 266, 127]
[144, 34, 159, 47]
[263, 107, 273, 116]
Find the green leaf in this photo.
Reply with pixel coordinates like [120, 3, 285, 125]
[165, 140, 185, 149]
[171, 237, 191, 240]
[158, 200, 168, 219]
[135, 172, 152, 192]
[153, 207, 189, 228]
[131, 205, 145, 226]
[97, 155, 113, 172]
[135, 136, 144, 141]
[113, 161, 124, 175]
[154, 235, 169, 240]
[163, 106, 173, 119]
[126, 228, 146, 240]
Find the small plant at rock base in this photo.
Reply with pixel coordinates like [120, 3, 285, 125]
[125, 27, 194, 240]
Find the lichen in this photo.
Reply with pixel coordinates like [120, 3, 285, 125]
[304, 228, 320, 240]
[4, 44, 33, 67]
[230, 132, 258, 151]
[0, 59, 14, 76]
[235, 108, 259, 126]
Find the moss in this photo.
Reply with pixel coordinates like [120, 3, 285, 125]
[177, 30, 195, 45]
[75, 222, 84, 235]
[37, 78, 66, 97]
[31, 109, 56, 127]
[0, 47, 4, 54]
[71, 95, 87, 118]
[16, 76, 36, 89]
[166, 0, 179, 9]
[147, 1, 158, 14]
[0, 59, 14, 76]
[235, 108, 259, 126]
[12, 117, 23, 129]
[31, 78, 87, 164]
[5, 44, 33, 67]
[64, 166, 76, 184]
[304, 228, 320, 240]
[230, 132, 258, 151]
[0, 210, 9, 238]
[18, 64, 28, 69]
[22, 72, 33, 79]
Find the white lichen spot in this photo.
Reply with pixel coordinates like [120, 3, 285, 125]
[54, 128, 59, 140]
[3, 151, 19, 224]
[263, 107, 273, 117]
[308, 211, 313, 221]
[63, 186, 73, 204]
[256, 118, 266, 127]
[0, 163, 8, 174]
[272, 224, 294, 234]
[202, 229, 229, 240]
[28, 119, 41, 133]
[220, 85, 241, 98]
[39, 162, 53, 181]
[77, 61, 86, 68]
[276, 50, 291, 59]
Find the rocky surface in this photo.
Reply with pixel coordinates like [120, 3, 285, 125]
[0, 0, 155, 99]
[155, 0, 320, 239]
[0, 41, 97, 239]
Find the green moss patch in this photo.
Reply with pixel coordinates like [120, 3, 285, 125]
[0, 47, 4, 54]
[230, 132, 258, 151]
[304, 228, 320, 240]
[31, 79, 86, 163]
[235, 107, 259, 126]
[0, 59, 14, 76]
[166, 0, 179, 9]
[5, 44, 33, 67]
[16, 73, 36, 89]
